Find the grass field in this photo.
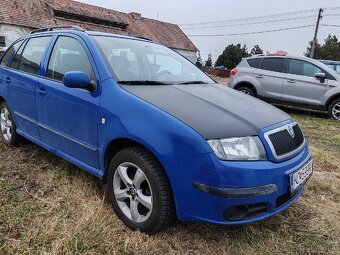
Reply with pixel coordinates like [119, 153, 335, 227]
[0, 109, 339, 255]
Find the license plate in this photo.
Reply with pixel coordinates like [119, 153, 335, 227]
[290, 160, 313, 193]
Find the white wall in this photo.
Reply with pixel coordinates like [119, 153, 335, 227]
[0, 24, 31, 47]
[173, 49, 198, 63]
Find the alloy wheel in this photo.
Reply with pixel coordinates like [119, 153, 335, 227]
[113, 162, 153, 223]
[0, 107, 13, 142]
[332, 102, 340, 120]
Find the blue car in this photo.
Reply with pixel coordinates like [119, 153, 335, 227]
[0, 26, 313, 234]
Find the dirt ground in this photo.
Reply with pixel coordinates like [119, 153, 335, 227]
[0, 109, 339, 254]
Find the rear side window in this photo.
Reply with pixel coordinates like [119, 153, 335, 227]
[47, 36, 95, 82]
[0, 40, 23, 67]
[288, 59, 322, 77]
[260, 58, 286, 73]
[247, 58, 262, 68]
[17, 36, 51, 75]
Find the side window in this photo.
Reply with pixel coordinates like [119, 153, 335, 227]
[17, 37, 51, 75]
[47, 36, 95, 82]
[288, 59, 322, 77]
[0, 40, 23, 67]
[247, 58, 262, 68]
[260, 58, 286, 73]
[11, 41, 27, 69]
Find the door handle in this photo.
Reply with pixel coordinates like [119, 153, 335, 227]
[37, 87, 47, 96]
[256, 75, 263, 78]
[287, 79, 295, 83]
[5, 76, 11, 84]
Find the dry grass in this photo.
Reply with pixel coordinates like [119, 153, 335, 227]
[212, 76, 229, 85]
[0, 110, 339, 255]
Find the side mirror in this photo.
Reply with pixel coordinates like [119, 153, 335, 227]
[315, 72, 326, 83]
[63, 71, 95, 90]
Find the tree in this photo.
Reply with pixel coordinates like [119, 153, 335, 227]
[305, 35, 340, 60]
[205, 54, 213, 67]
[215, 44, 249, 69]
[196, 52, 203, 68]
[250, 45, 263, 56]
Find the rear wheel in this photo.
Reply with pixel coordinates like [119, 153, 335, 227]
[237, 86, 255, 97]
[328, 99, 340, 121]
[0, 102, 22, 145]
[107, 146, 176, 234]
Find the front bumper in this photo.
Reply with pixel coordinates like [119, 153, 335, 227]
[164, 143, 311, 225]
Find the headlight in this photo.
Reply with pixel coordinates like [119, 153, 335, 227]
[207, 136, 267, 161]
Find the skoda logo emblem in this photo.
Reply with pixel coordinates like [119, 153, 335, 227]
[287, 125, 295, 138]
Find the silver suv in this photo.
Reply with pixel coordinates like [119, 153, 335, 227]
[228, 55, 340, 120]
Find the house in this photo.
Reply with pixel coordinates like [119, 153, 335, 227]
[0, 0, 198, 62]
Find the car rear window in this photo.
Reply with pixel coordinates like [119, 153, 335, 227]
[247, 58, 262, 68]
[260, 58, 286, 73]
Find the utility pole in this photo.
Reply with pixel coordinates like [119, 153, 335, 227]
[310, 8, 323, 59]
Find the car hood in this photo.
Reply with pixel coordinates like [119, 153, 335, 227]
[122, 84, 290, 140]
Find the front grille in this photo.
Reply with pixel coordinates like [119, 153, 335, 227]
[267, 124, 304, 158]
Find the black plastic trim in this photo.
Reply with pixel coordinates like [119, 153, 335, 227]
[193, 182, 278, 198]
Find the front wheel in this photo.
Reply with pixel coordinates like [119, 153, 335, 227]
[107, 146, 176, 234]
[0, 102, 22, 145]
[328, 99, 340, 120]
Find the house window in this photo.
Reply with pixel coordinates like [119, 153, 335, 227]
[0, 36, 5, 47]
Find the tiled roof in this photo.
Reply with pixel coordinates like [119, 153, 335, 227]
[0, 0, 198, 51]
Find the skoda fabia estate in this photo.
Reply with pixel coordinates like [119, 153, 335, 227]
[0, 26, 313, 234]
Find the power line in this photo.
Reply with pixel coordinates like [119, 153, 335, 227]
[187, 25, 314, 37]
[180, 7, 340, 28]
[182, 15, 316, 30]
[321, 24, 340, 27]
[179, 8, 321, 27]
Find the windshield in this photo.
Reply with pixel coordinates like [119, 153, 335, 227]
[326, 63, 340, 74]
[92, 36, 214, 85]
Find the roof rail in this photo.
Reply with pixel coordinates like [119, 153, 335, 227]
[136, 36, 153, 41]
[30, 25, 85, 34]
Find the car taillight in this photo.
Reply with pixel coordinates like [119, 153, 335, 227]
[230, 69, 238, 76]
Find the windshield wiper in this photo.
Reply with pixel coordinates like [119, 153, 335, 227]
[118, 80, 171, 85]
[177, 81, 209, 85]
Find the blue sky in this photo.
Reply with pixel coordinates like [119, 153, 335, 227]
[78, 0, 340, 62]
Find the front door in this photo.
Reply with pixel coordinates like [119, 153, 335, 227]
[37, 35, 100, 168]
[282, 59, 327, 106]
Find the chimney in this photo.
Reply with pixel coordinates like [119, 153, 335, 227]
[130, 12, 142, 20]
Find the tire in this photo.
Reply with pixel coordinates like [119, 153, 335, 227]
[0, 102, 22, 145]
[328, 98, 340, 121]
[237, 86, 255, 97]
[107, 146, 176, 234]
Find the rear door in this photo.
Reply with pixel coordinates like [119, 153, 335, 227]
[3, 36, 52, 139]
[256, 57, 287, 100]
[37, 35, 100, 168]
[282, 59, 327, 106]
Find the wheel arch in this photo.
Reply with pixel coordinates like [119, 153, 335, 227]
[233, 82, 257, 96]
[103, 138, 170, 186]
[0, 96, 5, 104]
[325, 93, 340, 109]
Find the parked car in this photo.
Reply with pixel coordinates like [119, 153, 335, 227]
[0, 26, 312, 234]
[228, 55, 340, 120]
[319, 60, 340, 74]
